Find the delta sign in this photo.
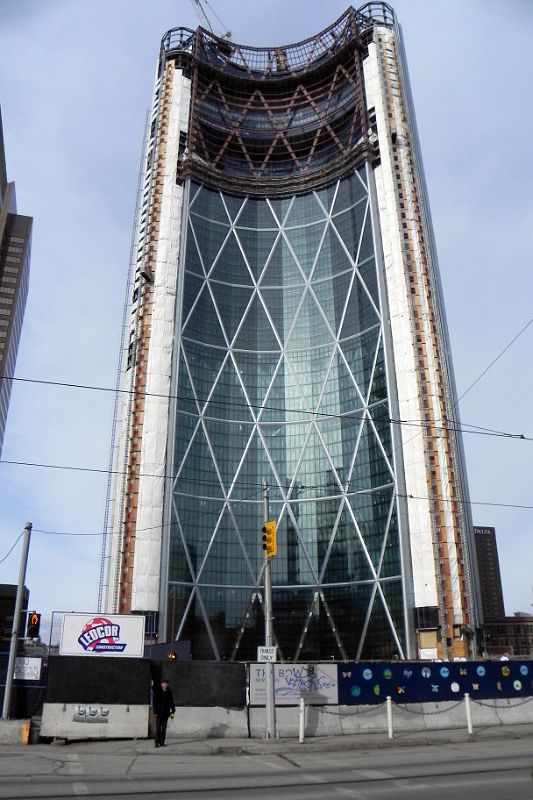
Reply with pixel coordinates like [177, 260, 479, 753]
[59, 613, 145, 658]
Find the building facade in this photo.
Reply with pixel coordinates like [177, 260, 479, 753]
[473, 525, 505, 621]
[103, 4, 481, 661]
[0, 109, 32, 456]
[483, 615, 533, 659]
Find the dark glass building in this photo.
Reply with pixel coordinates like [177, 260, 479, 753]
[0, 108, 32, 455]
[104, 5, 482, 661]
[474, 525, 505, 621]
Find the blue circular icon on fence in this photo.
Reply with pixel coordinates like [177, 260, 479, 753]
[421, 667, 431, 679]
[477, 666, 486, 677]
[351, 685, 361, 697]
[520, 665, 528, 676]
[363, 669, 373, 680]
[440, 667, 449, 678]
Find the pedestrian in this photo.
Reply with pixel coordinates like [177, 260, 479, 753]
[152, 678, 175, 748]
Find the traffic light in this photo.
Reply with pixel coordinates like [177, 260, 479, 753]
[26, 611, 41, 639]
[262, 520, 277, 557]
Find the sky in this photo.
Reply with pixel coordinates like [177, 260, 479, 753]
[0, 0, 532, 637]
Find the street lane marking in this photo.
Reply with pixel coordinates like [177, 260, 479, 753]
[334, 787, 371, 798]
[393, 778, 432, 790]
[353, 768, 394, 779]
[64, 753, 89, 795]
[303, 772, 328, 783]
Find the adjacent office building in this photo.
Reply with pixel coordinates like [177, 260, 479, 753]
[473, 525, 505, 621]
[473, 525, 533, 658]
[103, 4, 482, 661]
[0, 109, 31, 455]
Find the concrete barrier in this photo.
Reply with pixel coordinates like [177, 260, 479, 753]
[168, 706, 249, 738]
[41, 704, 149, 740]
[0, 720, 30, 745]
[167, 697, 533, 740]
[38, 696, 533, 741]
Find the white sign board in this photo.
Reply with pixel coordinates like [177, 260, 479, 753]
[59, 613, 145, 658]
[250, 662, 338, 705]
[257, 646, 277, 662]
[14, 656, 42, 681]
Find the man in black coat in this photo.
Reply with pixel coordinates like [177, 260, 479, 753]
[152, 678, 176, 747]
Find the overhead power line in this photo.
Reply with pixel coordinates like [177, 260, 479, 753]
[0, 374, 531, 441]
[1, 484, 531, 566]
[456, 315, 533, 405]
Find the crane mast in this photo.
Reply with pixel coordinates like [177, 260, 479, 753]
[188, 0, 231, 39]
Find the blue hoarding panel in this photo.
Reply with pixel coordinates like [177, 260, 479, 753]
[337, 661, 533, 704]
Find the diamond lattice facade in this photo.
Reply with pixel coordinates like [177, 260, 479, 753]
[103, 4, 482, 661]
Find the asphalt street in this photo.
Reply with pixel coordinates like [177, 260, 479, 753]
[0, 724, 532, 799]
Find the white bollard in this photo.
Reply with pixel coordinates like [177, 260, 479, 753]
[464, 692, 473, 735]
[299, 697, 305, 743]
[386, 695, 393, 739]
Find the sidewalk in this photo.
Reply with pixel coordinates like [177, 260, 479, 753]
[41, 721, 533, 756]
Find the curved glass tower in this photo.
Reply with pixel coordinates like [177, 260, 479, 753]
[104, 4, 482, 662]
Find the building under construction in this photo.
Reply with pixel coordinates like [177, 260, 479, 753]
[102, 3, 482, 661]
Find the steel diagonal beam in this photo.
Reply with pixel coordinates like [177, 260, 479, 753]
[173, 584, 198, 645]
[170, 494, 201, 581]
[194, 585, 221, 659]
[210, 84, 259, 171]
[255, 88, 303, 173]
[319, 590, 348, 660]
[374, 488, 397, 579]
[225, 500, 262, 586]
[355, 580, 379, 660]
[317, 496, 347, 584]
[293, 591, 320, 661]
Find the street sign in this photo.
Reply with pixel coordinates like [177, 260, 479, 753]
[14, 657, 42, 681]
[257, 646, 277, 662]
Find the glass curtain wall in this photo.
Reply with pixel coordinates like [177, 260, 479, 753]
[166, 167, 405, 661]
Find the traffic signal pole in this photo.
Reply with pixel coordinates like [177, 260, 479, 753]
[2, 522, 32, 720]
[263, 482, 277, 739]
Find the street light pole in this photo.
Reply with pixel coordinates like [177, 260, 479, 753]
[2, 522, 32, 720]
[263, 482, 277, 738]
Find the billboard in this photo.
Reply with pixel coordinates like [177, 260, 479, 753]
[59, 614, 145, 658]
[249, 662, 338, 705]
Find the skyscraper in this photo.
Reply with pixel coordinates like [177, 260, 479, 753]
[0, 108, 32, 456]
[473, 525, 505, 621]
[103, 4, 481, 661]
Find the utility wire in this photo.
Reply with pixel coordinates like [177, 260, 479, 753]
[456, 315, 533, 405]
[1, 486, 266, 564]
[0, 531, 25, 564]
[2, 454, 533, 511]
[2, 486, 531, 563]
[1, 317, 532, 564]
[0, 374, 530, 441]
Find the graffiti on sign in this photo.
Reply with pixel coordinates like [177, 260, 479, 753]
[250, 662, 338, 705]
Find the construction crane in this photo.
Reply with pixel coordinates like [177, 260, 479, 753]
[188, 0, 231, 39]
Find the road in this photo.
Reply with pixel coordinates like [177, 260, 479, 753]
[0, 738, 531, 799]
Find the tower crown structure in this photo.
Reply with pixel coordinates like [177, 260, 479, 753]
[103, 4, 481, 661]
